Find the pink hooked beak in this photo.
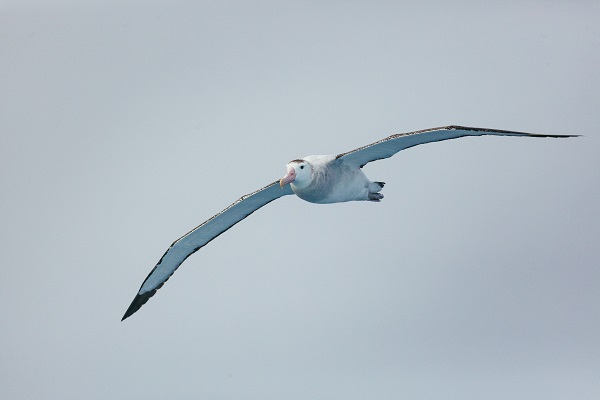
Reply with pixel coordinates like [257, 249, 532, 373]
[279, 166, 296, 187]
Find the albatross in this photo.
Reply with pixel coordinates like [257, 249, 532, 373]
[122, 125, 577, 320]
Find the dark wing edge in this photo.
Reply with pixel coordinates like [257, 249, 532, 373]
[336, 125, 579, 168]
[121, 180, 293, 321]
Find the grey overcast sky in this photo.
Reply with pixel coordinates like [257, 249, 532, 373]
[1, 1, 599, 399]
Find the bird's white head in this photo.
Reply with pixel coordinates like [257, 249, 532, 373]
[280, 159, 312, 189]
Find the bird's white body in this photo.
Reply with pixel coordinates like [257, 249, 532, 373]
[122, 125, 577, 320]
[289, 155, 383, 203]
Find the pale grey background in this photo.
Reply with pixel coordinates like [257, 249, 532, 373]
[1, 1, 599, 399]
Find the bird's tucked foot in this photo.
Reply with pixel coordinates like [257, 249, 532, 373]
[368, 192, 384, 202]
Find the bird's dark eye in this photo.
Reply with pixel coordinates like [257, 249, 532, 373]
[300, 165, 304, 169]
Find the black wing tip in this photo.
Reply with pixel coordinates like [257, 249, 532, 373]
[121, 289, 159, 321]
[443, 125, 580, 138]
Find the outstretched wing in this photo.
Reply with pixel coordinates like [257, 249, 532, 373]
[336, 125, 578, 168]
[122, 181, 294, 321]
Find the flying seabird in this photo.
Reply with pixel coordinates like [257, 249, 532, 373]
[122, 125, 577, 320]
